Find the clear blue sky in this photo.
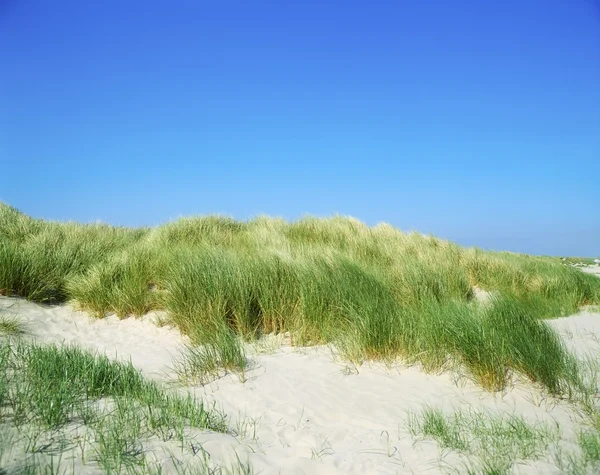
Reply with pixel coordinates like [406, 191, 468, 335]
[1, 0, 599, 256]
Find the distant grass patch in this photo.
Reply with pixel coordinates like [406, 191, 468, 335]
[554, 256, 599, 266]
[2, 202, 600, 394]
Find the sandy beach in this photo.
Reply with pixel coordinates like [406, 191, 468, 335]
[2, 268, 599, 474]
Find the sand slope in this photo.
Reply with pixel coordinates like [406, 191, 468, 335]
[1, 293, 599, 474]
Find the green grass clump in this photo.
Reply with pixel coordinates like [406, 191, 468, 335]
[0, 213, 145, 303]
[579, 430, 600, 466]
[408, 406, 561, 474]
[2, 202, 600, 393]
[461, 296, 578, 392]
[1, 341, 226, 432]
[0, 340, 229, 473]
[175, 337, 248, 385]
[0, 314, 26, 337]
[66, 245, 165, 318]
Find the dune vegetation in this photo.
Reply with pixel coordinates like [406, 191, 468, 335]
[554, 256, 599, 266]
[1, 202, 600, 394]
[0, 335, 237, 474]
[407, 405, 562, 473]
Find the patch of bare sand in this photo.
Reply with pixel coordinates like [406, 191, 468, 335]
[580, 264, 600, 277]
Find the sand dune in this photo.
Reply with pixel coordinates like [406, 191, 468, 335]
[2, 288, 599, 474]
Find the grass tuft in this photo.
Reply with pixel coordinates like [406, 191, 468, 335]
[408, 405, 561, 474]
[174, 332, 248, 385]
[0, 314, 26, 337]
[0, 339, 229, 473]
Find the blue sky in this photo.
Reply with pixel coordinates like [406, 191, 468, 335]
[1, 0, 599, 256]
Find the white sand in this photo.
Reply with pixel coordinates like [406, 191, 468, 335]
[1, 288, 600, 474]
[581, 265, 600, 277]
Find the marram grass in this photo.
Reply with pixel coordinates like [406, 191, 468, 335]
[0, 340, 232, 474]
[2, 202, 600, 392]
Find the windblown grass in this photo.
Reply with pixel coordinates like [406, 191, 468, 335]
[174, 334, 248, 385]
[0, 340, 231, 473]
[1, 202, 600, 393]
